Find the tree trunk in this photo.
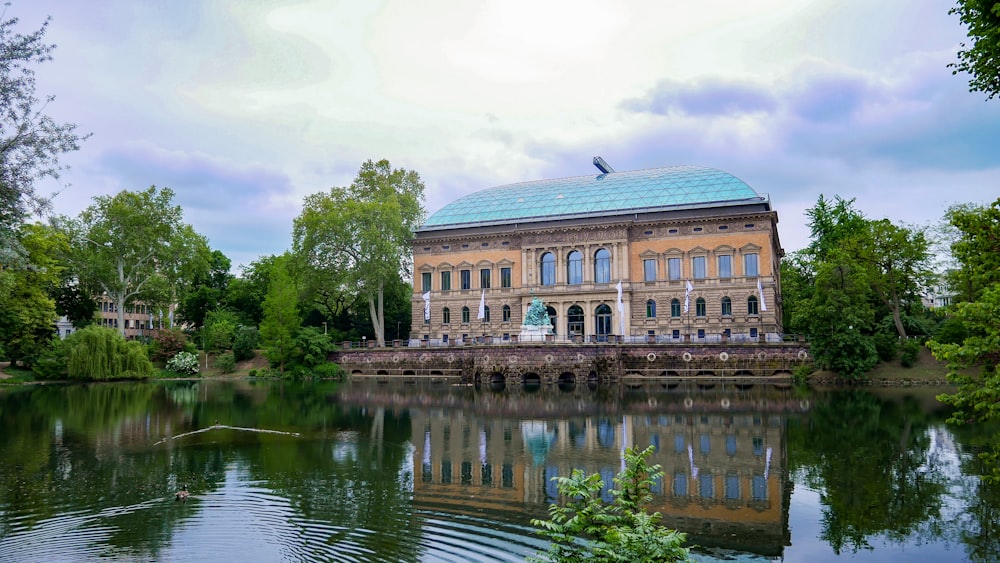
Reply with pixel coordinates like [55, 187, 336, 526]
[368, 282, 386, 346]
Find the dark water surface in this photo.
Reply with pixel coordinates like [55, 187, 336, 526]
[1, 378, 997, 562]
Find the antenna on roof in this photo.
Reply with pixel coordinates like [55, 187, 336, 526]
[593, 156, 615, 174]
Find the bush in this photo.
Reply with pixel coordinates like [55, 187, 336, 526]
[166, 351, 200, 375]
[32, 338, 68, 379]
[530, 445, 691, 562]
[900, 339, 922, 368]
[873, 332, 900, 362]
[793, 364, 813, 385]
[214, 351, 236, 374]
[933, 316, 968, 346]
[310, 363, 345, 380]
[294, 326, 333, 367]
[65, 325, 154, 380]
[232, 325, 259, 362]
[151, 329, 188, 362]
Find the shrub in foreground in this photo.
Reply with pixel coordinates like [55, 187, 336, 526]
[166, 351, 200, 375]
[530, 445, 692, 562]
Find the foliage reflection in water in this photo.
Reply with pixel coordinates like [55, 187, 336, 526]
[0, 379, 997, 562]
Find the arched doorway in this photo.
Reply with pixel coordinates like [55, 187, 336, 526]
[567, 305, 584, 337]
[595, 303, 612, 341]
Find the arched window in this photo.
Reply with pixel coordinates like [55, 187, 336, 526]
[483, 306, 490, 322]
[670, 299, 681, 318]
[721, 296, 732, 316]
[461, 306, 470, 323]
[747, 295, 759, 315]
[594, 248, 611, 284]
[540, 252, 556, 286]
[502, 304, 511, 322]
[442, 307, 451, 324]
[546, 306, 558, 335]
[695, 297, 706, 317]
[567, 305, 584, 336]
[646, 299, 656, 318]
[567, 250, 583, 284]
[595, 303, 612, 339]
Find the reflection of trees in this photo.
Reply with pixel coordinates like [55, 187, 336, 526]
[0, 381, 420, 561]
[949, 422, 1000, 563]
[788, 390, 946, 554]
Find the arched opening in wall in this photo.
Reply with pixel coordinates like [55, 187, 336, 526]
[773, 370, 793, 377]
[665, 370, 681, 377]
[376, 369, 389, 375]
[733, 370, 755, 377]
[351, 370, 363, 375]
[696, 370, 716, 377]
[587, 370, 599, 391]
[558, 372, 576, 392]
[430, 370, 443, 375]
[489, 372, 506, 392]
[523, 372, 542, 392]
[403, 369, 416, 375]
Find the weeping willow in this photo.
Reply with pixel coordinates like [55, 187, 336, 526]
[66, 326, 154, 380]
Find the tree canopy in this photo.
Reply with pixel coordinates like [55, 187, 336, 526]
[950, 0, 1000, 100]
[0, 14, 88, 264]
[59, 186, 208, 335]
[293, 159, 425, 346]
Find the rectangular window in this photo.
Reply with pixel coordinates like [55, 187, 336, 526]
[744, 253, 759, 277]
[692, 256, 706, 279]
[480, 268, 491, 289]
[667, 257, 681, 280]
[421, 272, 432, 292]
[440, 271, 451, 291]
[500, 267, 512, 288]
[460, 270, 471, 290]
[643, 259, 657, 281]
[718, 255, 732, 279]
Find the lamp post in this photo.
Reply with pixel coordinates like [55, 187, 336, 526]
[362, 335, 367, 348]
[322, 321, 327, 335]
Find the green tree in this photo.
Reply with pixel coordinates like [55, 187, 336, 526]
[944, 199, 1000, 303]
[59, 187, 207, 336]
[848, 220, 933, 339]
[0, 14, 88, 264]
[225, 255, 279, 327]
[260, 257, 299, 374]
[950, 0, 1000, 100]
[531, 445, 691, 562]
[64, 325, 154, 380]
[176, 249, 232, 329]
[0, 223, 66, 367]
[293, 159, 425, 347]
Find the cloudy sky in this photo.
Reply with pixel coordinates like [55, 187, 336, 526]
[16, 0, 1000, 270]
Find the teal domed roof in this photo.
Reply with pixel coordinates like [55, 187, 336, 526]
[419, 165, 764, 230]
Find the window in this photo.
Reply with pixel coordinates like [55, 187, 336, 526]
[692, 256, 706, 279]
[440, 271, 451, 291]
[668, 257, 681, 280]
[483, 306, 490, 322]
[540, 253, 556, 286]
[750, 327, 758, 338]
[643, 259, 657, 281]
[595, 303, 612, 338]
[567, 251, 583, 284]
[646, 299, 656, 318]
[695, 297, 706, 317]
[500, 267, 512, 288]
[462, 307, 470, 323]
[502, 305, 511, 322]
[567, 305, 584, 335]
[721, 296, 732, 316]
[670, 299, 681, 318]
[442, 307, 451, 324]
[594, 248, 611, 284]
[748, 295, 759, 315]
[460, 270, 471, 290]
[718, 255, 732, 279]
[744, 253, 759, 277]
[480, 268, 491, 289]
[421, 272, 431, 292]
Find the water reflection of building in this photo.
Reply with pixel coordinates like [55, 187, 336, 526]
[409, 408, 789, 556]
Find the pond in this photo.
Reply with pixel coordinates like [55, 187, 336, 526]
[0, 378, 997, 562]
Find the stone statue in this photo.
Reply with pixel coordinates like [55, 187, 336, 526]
[523, 296, 552, 327]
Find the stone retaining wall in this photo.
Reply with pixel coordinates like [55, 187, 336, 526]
[330, 343, 810, 385]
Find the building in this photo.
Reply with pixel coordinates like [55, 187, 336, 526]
[94, 298, 174, 339]
[411, 160, 783, 344]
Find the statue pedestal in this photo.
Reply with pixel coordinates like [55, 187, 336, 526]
[519, 325, 553, 343]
